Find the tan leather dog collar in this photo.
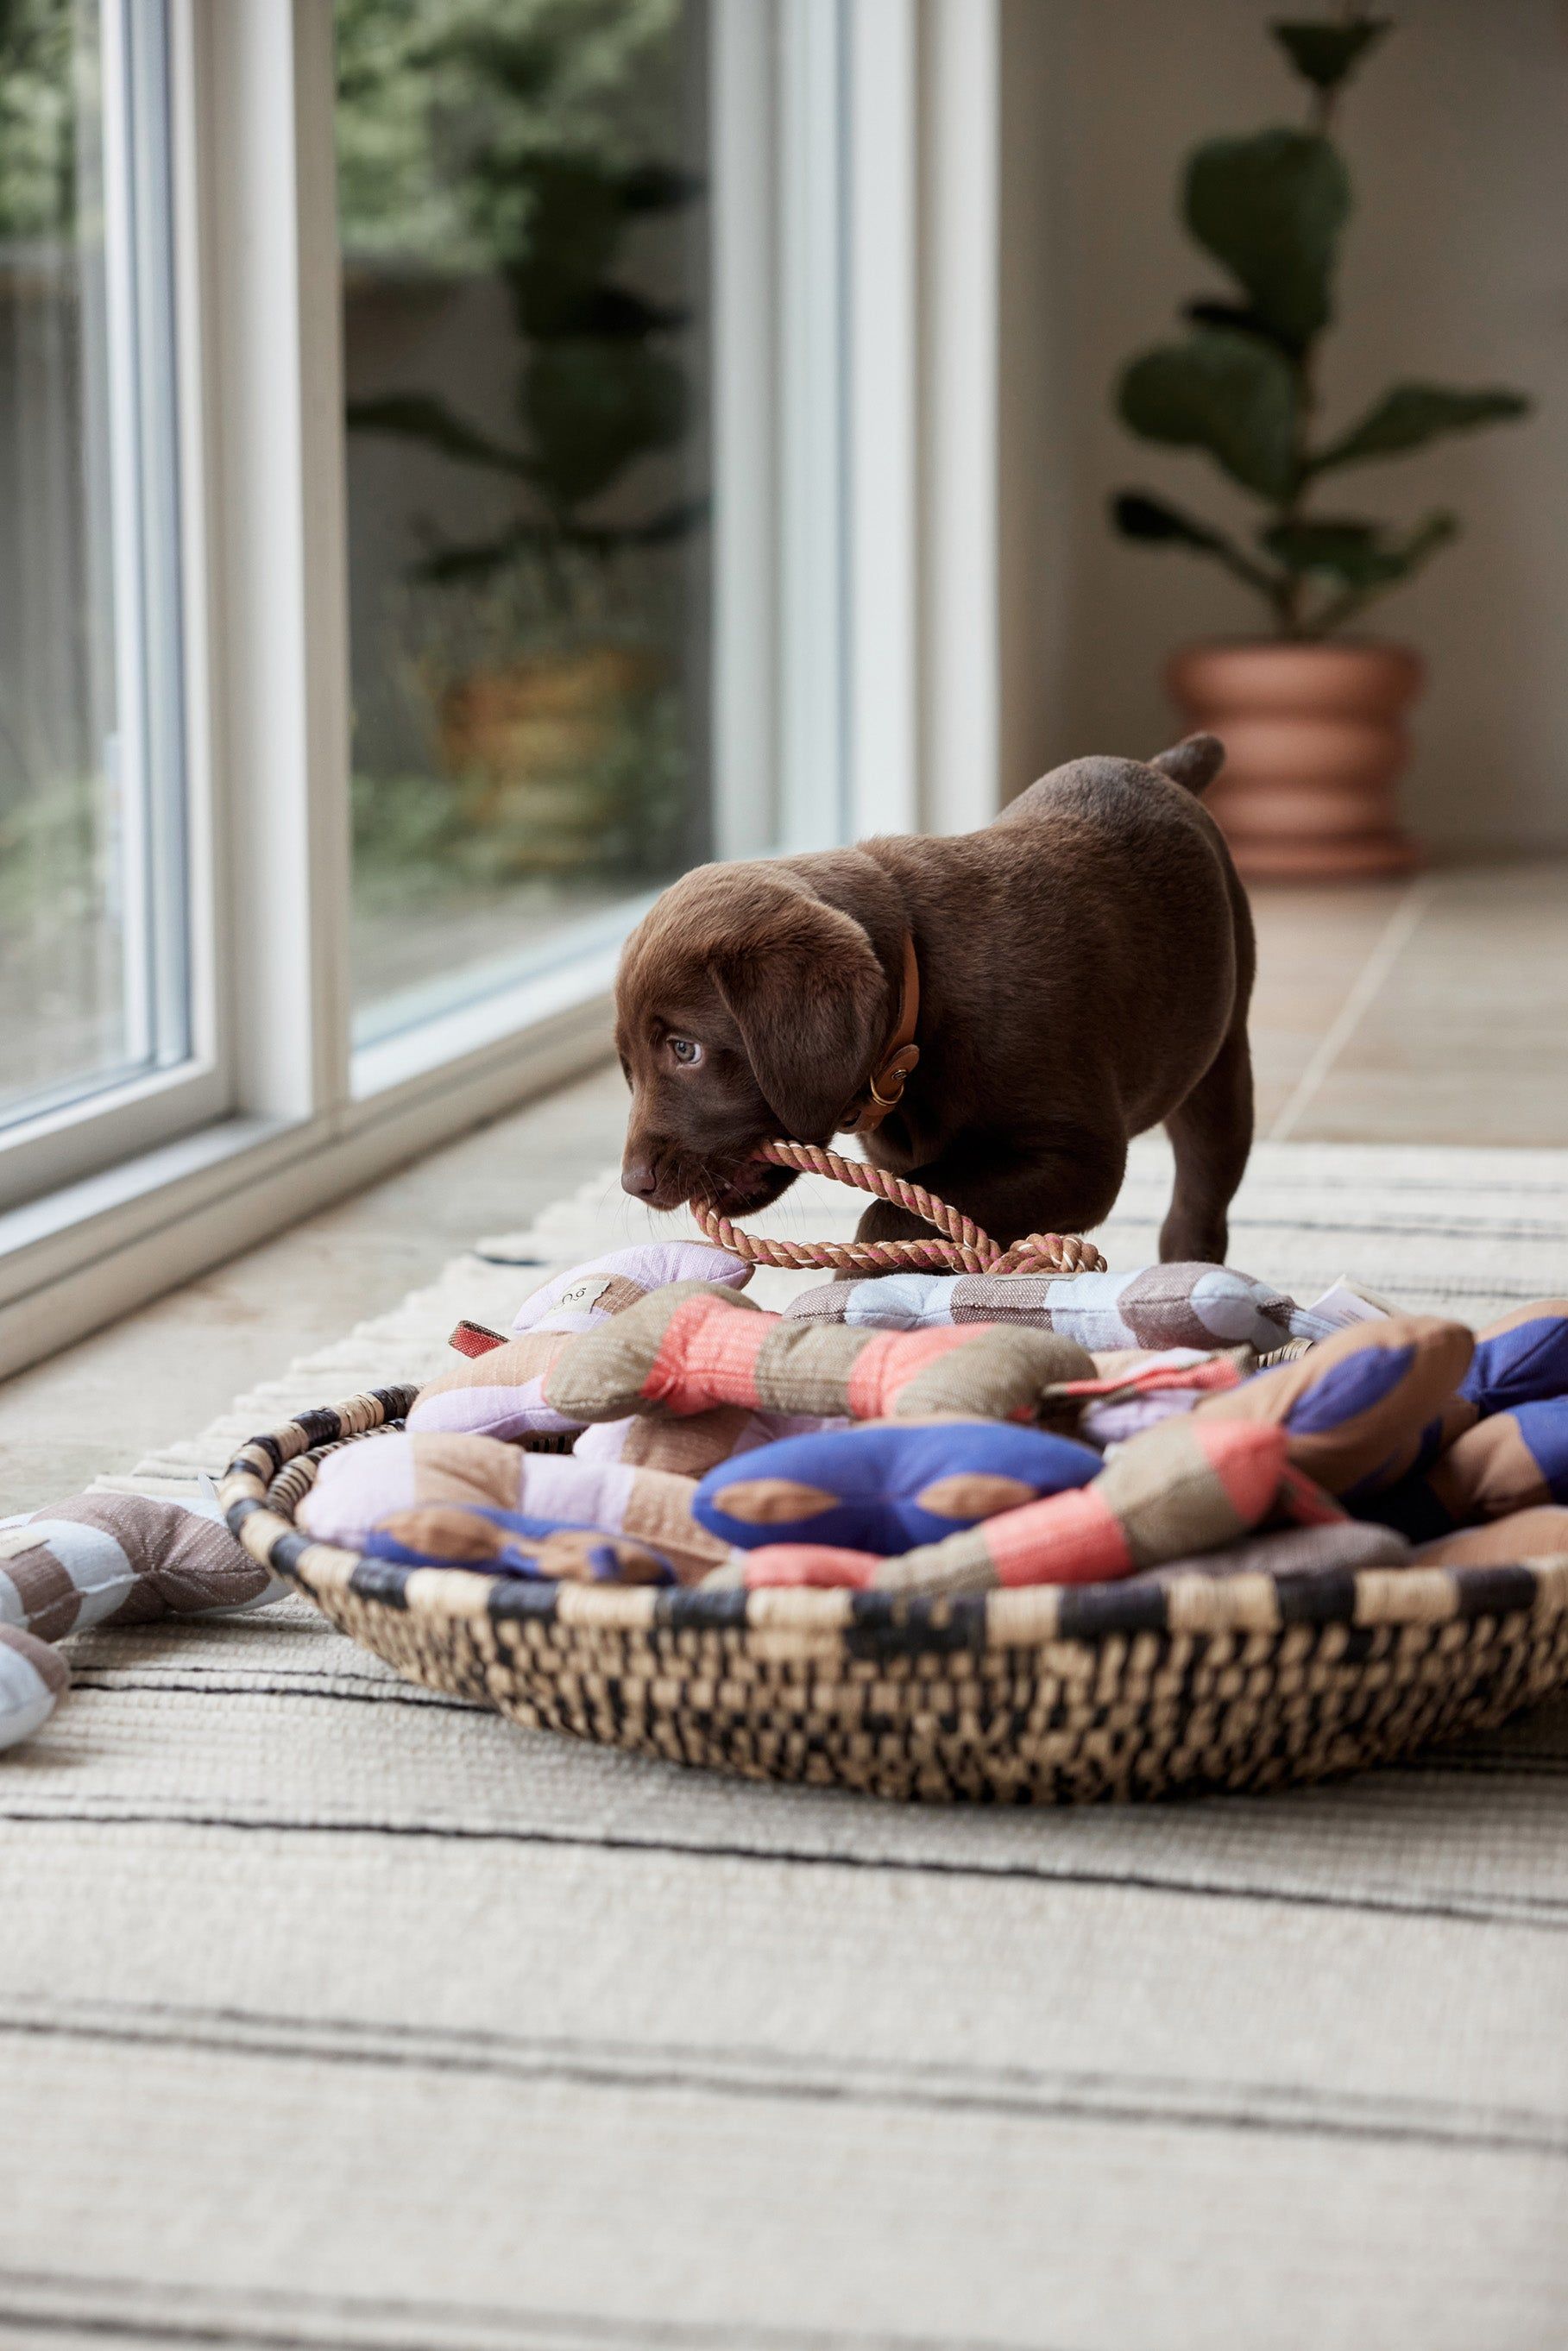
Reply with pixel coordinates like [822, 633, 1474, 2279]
[840, 932, 921, 1134]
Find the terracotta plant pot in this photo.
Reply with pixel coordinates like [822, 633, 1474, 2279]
[440, 646, 659, 794]
[1166, 640, 1423, 881]
[437, 645, 663, 875]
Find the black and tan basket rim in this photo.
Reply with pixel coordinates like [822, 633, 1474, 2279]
[217, 1384, 1568, 1654]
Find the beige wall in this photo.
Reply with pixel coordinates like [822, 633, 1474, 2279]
[1011, 0, 1568, 849]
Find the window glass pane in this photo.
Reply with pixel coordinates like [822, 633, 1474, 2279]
[0, 0, 187, 1130]
[337, 0, 711, 1049]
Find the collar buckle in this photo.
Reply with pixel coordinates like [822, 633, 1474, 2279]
[839, 936, 921, 1135]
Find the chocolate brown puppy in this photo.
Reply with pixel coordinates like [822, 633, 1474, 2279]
[614, 735, 1254, 1264]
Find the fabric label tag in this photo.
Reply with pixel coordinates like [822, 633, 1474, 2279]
[557, 1275, 614, 1315]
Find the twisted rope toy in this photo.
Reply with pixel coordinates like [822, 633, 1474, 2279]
[693, 1140, 1108, 1278]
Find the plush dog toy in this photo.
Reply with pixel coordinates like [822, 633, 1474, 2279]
[12, 1245, 1568, 1753]
[693, 1421, 1104, 1555]
[0, 1489, 285, 1749]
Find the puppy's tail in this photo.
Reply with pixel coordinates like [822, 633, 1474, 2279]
[1149, 734, 1225, 796]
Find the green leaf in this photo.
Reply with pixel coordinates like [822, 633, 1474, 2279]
[344, 394, 535, 480]
[1270, 20, 1390, 95]
[1117, 331, 1300, 501]
[507, 155, 628, 338]
[1185, 129, 1350, 348]
[411, 526, 538, 588]
[1113, 491, 1225, 549]
[1182, 297, 1296, 352]
[1111, 492, 1284, 602]
[1311, 383, 1532, 474]
[410, 495, 705, 586]
[1397, 509, 1461, 570]
[1310, 511, 1460, 632]
[618, 161, 704, 215]
[1262, 517, 1414, 587]
[525, 343, 688, 509]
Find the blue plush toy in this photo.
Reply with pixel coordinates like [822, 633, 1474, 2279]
[1459, 1301, 1568, 1417]
[360, 1504, 675, 1585]
[693, 1421, 1102, 1555]
[1370, 1396, 1568, 1542]
[1370, 1302, 1568, 1535]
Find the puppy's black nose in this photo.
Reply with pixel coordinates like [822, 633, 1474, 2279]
[621, 1154, 660, 1200]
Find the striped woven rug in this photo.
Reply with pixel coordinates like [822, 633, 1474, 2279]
[5, 1137, 1568, 2349]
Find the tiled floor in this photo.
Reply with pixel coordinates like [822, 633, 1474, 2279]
[1249, 863, 1568, 1144]
[2, 860, 1565, 1513]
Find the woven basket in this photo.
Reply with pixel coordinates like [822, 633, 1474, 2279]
[219, 1388, 1568, 1804]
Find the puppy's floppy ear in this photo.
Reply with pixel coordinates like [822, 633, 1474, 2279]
[708, 887, 886, 1138]
[1149, 734, 1225, 794]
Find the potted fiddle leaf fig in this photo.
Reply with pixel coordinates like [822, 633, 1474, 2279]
[339, 0, 702, 878]
[1110, 10, 1531, 878]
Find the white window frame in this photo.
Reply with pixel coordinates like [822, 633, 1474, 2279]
[0, 0, 228, 1215]
[0, 0, 1028, 1383]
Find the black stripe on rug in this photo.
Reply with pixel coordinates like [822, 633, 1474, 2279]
[3, 2001, 1562, 2160]
[3, 1806, 1565, 1933]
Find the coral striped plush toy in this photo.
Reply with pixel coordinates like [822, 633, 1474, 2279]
[410, 1281, 1095, 1440]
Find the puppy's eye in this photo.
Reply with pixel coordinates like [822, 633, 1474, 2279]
[669, 1037, 704, 1068]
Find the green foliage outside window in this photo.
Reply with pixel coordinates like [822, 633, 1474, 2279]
[0, 0, 76, 243]
[337, 0, 700, 594]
